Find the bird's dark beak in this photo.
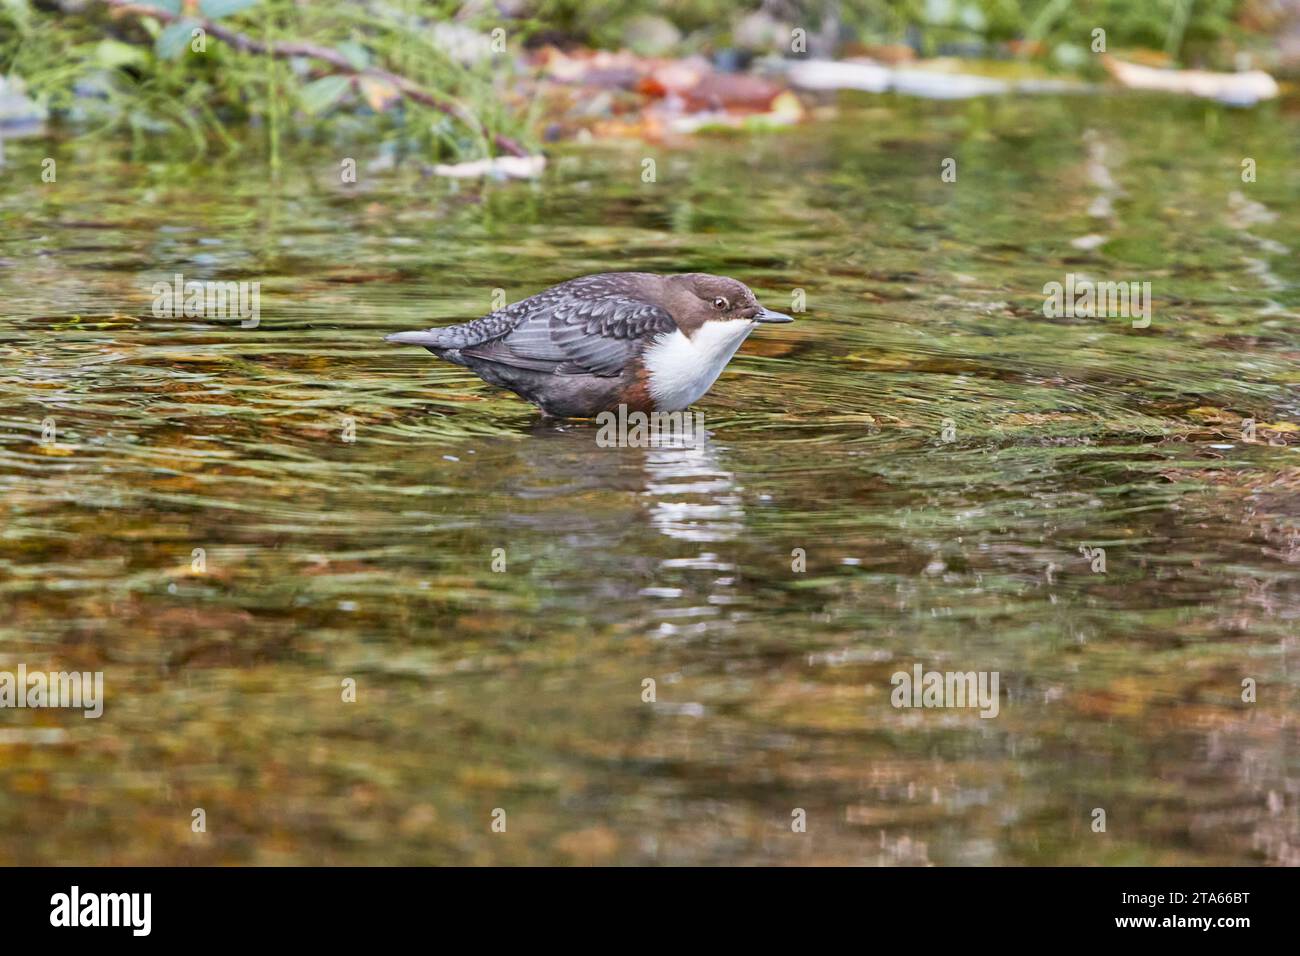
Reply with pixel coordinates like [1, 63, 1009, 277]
[754, 307, 794, 324]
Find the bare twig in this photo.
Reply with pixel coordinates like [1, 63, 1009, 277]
[97, 0, 530, 157]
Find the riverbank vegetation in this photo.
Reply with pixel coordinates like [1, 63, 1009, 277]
[1, 1, 1291, 162]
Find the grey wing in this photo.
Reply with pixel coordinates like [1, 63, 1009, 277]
[462, 294, 677, 377]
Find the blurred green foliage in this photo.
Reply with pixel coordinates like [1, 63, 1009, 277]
[0, 0, 1255, 159]
[535, 0, 1244, 65]
[0, 0, 534, 159]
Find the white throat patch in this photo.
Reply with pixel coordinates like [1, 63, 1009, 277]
[641, 319, 755, 412]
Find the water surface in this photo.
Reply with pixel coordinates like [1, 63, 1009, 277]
[1, 93, 1298, 864]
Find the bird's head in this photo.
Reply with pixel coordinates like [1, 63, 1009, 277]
[664, 273, 793, 339]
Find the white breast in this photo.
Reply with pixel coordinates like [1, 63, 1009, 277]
[641, 319, 755, 412]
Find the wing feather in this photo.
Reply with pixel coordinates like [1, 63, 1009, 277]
[461, 290, 676, 377]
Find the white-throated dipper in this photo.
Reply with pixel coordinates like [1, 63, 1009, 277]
[385, 272, 793, 418]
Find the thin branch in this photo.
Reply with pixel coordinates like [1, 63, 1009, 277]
[97, 0, 530, 157]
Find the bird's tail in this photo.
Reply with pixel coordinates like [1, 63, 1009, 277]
[386, 313, 512, 350]
[385, 330, 449, 347]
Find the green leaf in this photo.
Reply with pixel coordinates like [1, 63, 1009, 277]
[155, 20, 198, 60]
[142, 0, 183, 14]
[299, 75, 351, 115]
[336, 41, 371, 71]
[199, 0, 261, 18]
[95, 39, 148, 70]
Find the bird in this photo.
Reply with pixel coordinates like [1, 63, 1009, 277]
[385, 272, 793, 418]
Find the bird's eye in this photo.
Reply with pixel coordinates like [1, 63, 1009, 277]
[713, 297, 729, 310]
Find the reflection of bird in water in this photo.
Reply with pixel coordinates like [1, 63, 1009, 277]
[499, 420, 744, 545]
[642, 439, 744, 544]
[493, 418, 743, 538]
[481, 423, 746, 636]
[639, 438, 747, 639]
